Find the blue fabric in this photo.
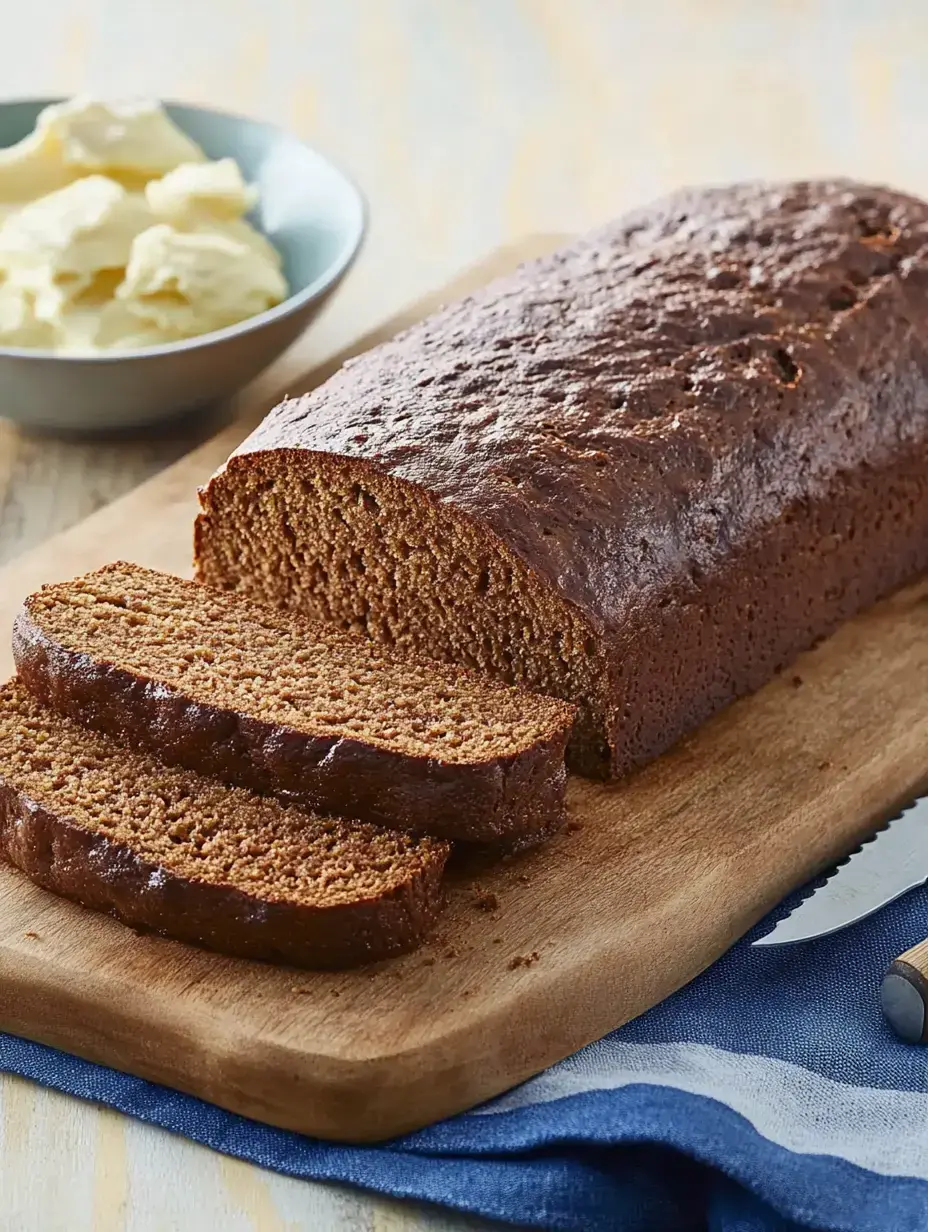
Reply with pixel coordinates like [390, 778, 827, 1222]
[3, 878, 928, 1231]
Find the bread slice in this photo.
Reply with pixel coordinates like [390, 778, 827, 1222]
[14, 562, 575, 846]
[0, 680, 448, 968]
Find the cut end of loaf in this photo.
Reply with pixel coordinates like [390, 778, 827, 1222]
[194, 451, 613, 776]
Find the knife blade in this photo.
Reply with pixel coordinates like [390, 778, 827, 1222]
[752, 794, 928, 947]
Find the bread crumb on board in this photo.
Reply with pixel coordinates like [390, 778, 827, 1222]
[23, 930, 40, 939]
[508, 951, 539, 970]
[470, 885, 499, 912]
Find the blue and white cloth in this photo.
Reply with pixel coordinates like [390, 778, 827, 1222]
[3, 878, 928, 1231]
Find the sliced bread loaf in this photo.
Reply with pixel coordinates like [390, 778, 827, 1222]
[13, 562, 575, 845]
[193, 180, 928, 780]
[0, 680, 448, 968]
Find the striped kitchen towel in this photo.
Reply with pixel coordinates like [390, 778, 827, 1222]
[2, 875, 927, 1232]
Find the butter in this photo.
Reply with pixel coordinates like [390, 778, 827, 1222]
[146, 158, 257, 223]
[37, 97, 206, 179]
[0, 97, 205, 203]
[117, 223, 287, 340]
[0, 176, 153, 320]
[207, 215, 289, 268]
[0, 283, 55, 348]
[0, 127, 72, 203]
[0, 98, 287, 354]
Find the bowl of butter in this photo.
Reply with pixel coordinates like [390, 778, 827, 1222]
[0, 97, 365, 431]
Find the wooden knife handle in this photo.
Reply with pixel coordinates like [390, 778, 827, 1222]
[882, 937, 928, 1042]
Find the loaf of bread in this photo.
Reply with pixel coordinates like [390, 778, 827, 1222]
[195, 179, 928, 778]
[14, 562, 574, 845]
[0, 681, 448, 967]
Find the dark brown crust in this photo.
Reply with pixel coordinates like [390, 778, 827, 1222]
[194, 178, 928, 778]
[13, 605, 570, 845]
[0, 777, 447, 970]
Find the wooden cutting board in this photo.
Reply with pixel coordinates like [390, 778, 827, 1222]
[1, 241, 928, 1144]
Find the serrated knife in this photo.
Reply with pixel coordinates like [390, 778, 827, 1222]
[752, 794, 928, 1043]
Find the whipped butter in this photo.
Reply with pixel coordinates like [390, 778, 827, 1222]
[0, 98, 287, 353]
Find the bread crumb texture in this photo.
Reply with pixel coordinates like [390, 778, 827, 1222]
[27, 562, 573, 765]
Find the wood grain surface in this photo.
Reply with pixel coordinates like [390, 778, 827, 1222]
[4, 0, 928, 1226]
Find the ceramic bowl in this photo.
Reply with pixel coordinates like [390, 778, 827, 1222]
[0, 99, 366, 432]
